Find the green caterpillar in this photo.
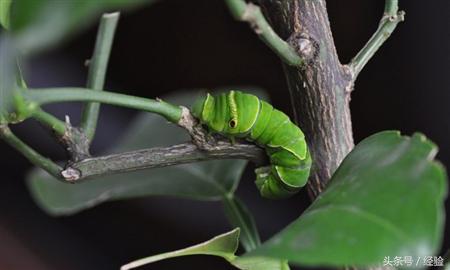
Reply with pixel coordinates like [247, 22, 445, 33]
[192, 90, 311, 199]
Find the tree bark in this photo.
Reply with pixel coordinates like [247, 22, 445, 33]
[63, 141, 265, 181]
[259, 0, 354, 198]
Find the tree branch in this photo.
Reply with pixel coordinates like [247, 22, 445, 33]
[81, 12, 119, 141]
[225, 0, 303, 66]
[259, 0, 354, 199]
[349, 0, 405, 79]
[61, 141, 264, 181]
[61, 106, 265, 181]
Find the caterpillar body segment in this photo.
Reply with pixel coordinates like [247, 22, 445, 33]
[191, 90, 311, 199]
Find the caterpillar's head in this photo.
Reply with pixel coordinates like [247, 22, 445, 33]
[191, 91, 259, 135]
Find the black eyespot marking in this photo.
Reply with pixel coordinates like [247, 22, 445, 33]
[229, 119, 237, 128]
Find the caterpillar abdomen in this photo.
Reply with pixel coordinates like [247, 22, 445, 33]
[191, 90, 311, 199]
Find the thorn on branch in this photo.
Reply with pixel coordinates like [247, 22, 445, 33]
[61, 116, 91, 163]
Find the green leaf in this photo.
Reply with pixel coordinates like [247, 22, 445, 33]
[120, 228, 240, 270]
[10, 0, 154, 53]
[121, 228, 289, 270]
[0, 0, 11, 29]
[222, 195, 261, 252]
[248, 131, 448, 268]
[27, 91, 250, 215]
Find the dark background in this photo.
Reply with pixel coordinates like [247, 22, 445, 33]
[0, 0, 449, 269]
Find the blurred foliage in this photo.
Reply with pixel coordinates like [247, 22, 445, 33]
[0, 0, 11, 29]
[249, 131, 447, 267]
[7, 0, 154, 53]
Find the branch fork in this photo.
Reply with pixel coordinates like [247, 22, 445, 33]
[225, 0, 304, 66]
[349, 1, 405, 79]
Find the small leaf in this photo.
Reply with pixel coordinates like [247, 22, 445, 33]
[10, 0, 154, 53]
[121, 228, 240, 270]
[121, 228, 289, 270]
[248, 131, 448, 267]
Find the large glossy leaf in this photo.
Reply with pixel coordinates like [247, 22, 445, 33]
[9, 0, 154, 53]
[248, 131, 448, 267]
[121, 228, 289, 270]
[27, 91, 249, 215]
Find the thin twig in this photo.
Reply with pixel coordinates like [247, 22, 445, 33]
[224, 0, 303, 66]
[81, 12, 120, 141]
[32, 108, 66, 135]
[22, 87, 183, 123]
[349, 0, 405, 79]
[0, 124, 63, 179]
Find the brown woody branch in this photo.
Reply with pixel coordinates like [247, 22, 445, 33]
[258, 0, 354, 199]
[61, 107, 265, 182]
[62, 141, 264, 181]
